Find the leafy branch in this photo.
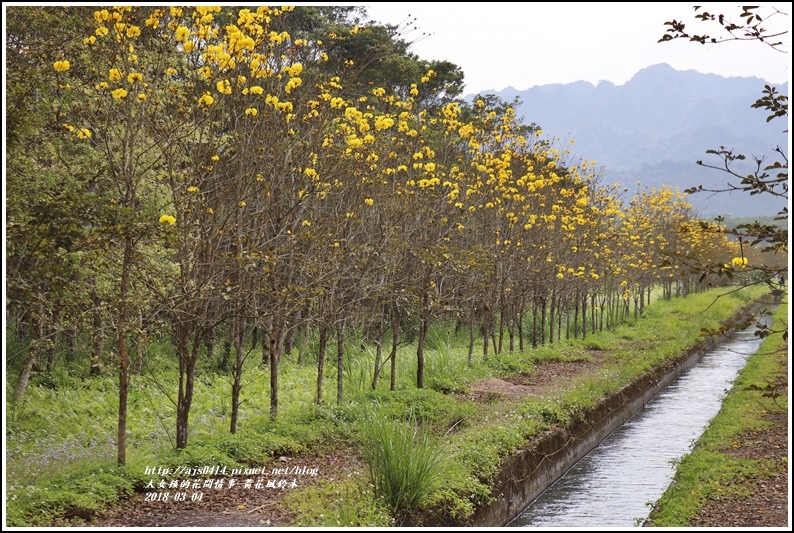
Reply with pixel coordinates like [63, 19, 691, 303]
[658, 6, 789, 51]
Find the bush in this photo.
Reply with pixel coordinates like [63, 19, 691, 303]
[359, 414, 447, 514]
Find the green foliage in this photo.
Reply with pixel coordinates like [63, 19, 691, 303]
[342, 387, 476, 435]
[283, 478, 394, 527]
[358, 414, 449, 514]
[485, 351, 534, 375]
[6, 462, 140, 527]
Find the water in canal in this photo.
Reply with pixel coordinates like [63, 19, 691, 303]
[508, 317, 771, 528]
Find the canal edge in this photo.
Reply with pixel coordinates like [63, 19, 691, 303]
[456, 299, 772, 527]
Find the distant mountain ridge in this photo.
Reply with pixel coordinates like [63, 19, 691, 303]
[472, 63, 789, 218]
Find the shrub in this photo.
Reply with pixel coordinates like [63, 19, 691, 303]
[359, 414, 447, 514]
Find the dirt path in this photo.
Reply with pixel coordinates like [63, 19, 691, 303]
[92, 449, 364, 528]
[687, 402, 789, 527]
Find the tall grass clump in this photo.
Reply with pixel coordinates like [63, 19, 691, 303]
[359, 414, 447, 515]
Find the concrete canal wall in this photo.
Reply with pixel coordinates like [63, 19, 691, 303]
[420, 301, 766, 527]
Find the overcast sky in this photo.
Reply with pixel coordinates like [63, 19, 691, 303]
[359, 2, 791, 95]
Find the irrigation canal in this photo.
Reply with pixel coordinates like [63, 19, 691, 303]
[507, 315, 771, 527]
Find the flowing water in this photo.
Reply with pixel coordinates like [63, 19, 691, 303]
[508, 317, 770, 528]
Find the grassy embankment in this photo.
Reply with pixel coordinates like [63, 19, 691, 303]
[5, 285, 769, 526]
[644, 297, 788, 526]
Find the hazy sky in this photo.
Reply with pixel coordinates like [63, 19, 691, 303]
[360, 2, 791, 94]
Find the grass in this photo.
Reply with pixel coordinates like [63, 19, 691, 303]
[644, 299, 788, 526]
[358, 413, 448, 515]
[282, 477, 393, 527]
[4, 284, 772, 526]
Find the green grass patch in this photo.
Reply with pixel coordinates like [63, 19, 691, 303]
[282, 477, 393, 527]
[5, 462, 145, 527]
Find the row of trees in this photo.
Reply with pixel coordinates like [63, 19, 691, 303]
[6, 6, 756, 463]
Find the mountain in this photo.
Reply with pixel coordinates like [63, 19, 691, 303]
[472, 63, 789, 218]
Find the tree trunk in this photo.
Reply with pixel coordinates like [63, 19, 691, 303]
[269, 323, 286, 420]
[90, 300, 104, 376]
[14, 351, 37, 400]
[518, 303, 525, 353]
[497, 307, 504, 355]
[315, 324, 328, 404]
[532, 298, 538, 348]
[204, 326, 216, 360]
[371, 304, 387, 390]
[390, 307, 400, 391]
[467, 304, 476, 364]
[230, 316, 246, 434]
[117, 237, 133, 464]
[175, 322, 196, 449]
[416, 310, 429, 389]
[336, 322, 345, 404]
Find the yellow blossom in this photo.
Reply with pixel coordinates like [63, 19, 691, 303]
[109, 68, 122, 81]
[137, 93, 146, 101]
[76, 128, 92, 139]
[198, 92, 215, 106]
[187, 186, 199, 193]
[285, 76, 302, 93]
[95, 27, 109, 37]
[249, 85, 264, 95]
[364, 198, 374, 206]
[53, 60, 71, 72]
[63, 123, 75, 132]
[127, 72, 143, 83]
[216, 79, 232, 94]
[731, 256, 749, 268]
[175, 26, 190, 42]
[286, 63, 303, 77]
[245, 107, 258, 116]
[84, 36, 97, 45]
[159, 214, 176, 225]
[112, 88, 128, 99]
